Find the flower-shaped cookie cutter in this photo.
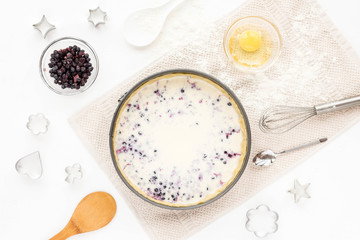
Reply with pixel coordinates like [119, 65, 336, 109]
[245, 204, 279, 238]
[26, 113, 49, 135]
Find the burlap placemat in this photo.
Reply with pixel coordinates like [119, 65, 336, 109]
[69, 0, 360, 239]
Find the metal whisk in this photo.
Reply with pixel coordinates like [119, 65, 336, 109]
[260, 95, 360, 134]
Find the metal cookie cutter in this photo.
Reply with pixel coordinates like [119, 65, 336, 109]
[26, 113, 49, 135]
[33, 15, 56, 38]
[88, 7, 107, 27]
[15, 151, 43, 180]
[65, 163, 83, 184]
[246, 204, 279, 238]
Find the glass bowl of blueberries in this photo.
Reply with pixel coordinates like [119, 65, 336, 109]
[39, 37, 99, 95]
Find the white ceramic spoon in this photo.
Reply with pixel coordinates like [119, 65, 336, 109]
[123, 0, 185, 47]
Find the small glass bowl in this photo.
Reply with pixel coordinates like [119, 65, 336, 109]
[39, 37, 99, 95]
[224, 16, 282, 72]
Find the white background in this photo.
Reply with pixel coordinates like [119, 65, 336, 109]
[1, 0, 360, 239]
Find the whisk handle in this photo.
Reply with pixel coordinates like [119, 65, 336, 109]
[315, 95, 360, 115]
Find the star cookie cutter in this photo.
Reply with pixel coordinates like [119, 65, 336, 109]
[288, 179, 311, 203]
[26, 113, 50, 135]
[245, 204, 279, 238]
[88, 7, 107, 27]
[65, 163, 83, 184]
[33, 15, 56, 38]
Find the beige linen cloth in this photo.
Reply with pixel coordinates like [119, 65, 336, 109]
[69, 0, 360, 239]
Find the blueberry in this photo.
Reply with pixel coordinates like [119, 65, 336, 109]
[48, 45, 91, 90]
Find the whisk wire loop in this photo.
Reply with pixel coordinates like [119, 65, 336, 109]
[259, 105, 316, 134]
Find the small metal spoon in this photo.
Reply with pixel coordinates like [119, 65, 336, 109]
[253, 138, 327, 167]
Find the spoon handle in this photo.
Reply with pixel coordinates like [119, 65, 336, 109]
[277, 138, 327, 155]
[49, 221, 77, 240]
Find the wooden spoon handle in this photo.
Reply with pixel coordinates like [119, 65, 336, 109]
[49, 221, 78, 240]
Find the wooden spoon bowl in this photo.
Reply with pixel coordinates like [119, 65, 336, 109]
[50, 191, 117, 240]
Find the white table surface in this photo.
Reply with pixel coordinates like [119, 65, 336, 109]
[1, 0, 360, 239]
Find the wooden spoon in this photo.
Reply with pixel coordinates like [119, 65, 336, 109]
[50, 191, 117, 240]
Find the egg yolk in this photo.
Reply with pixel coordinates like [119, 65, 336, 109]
[239, 30, 262, 52]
